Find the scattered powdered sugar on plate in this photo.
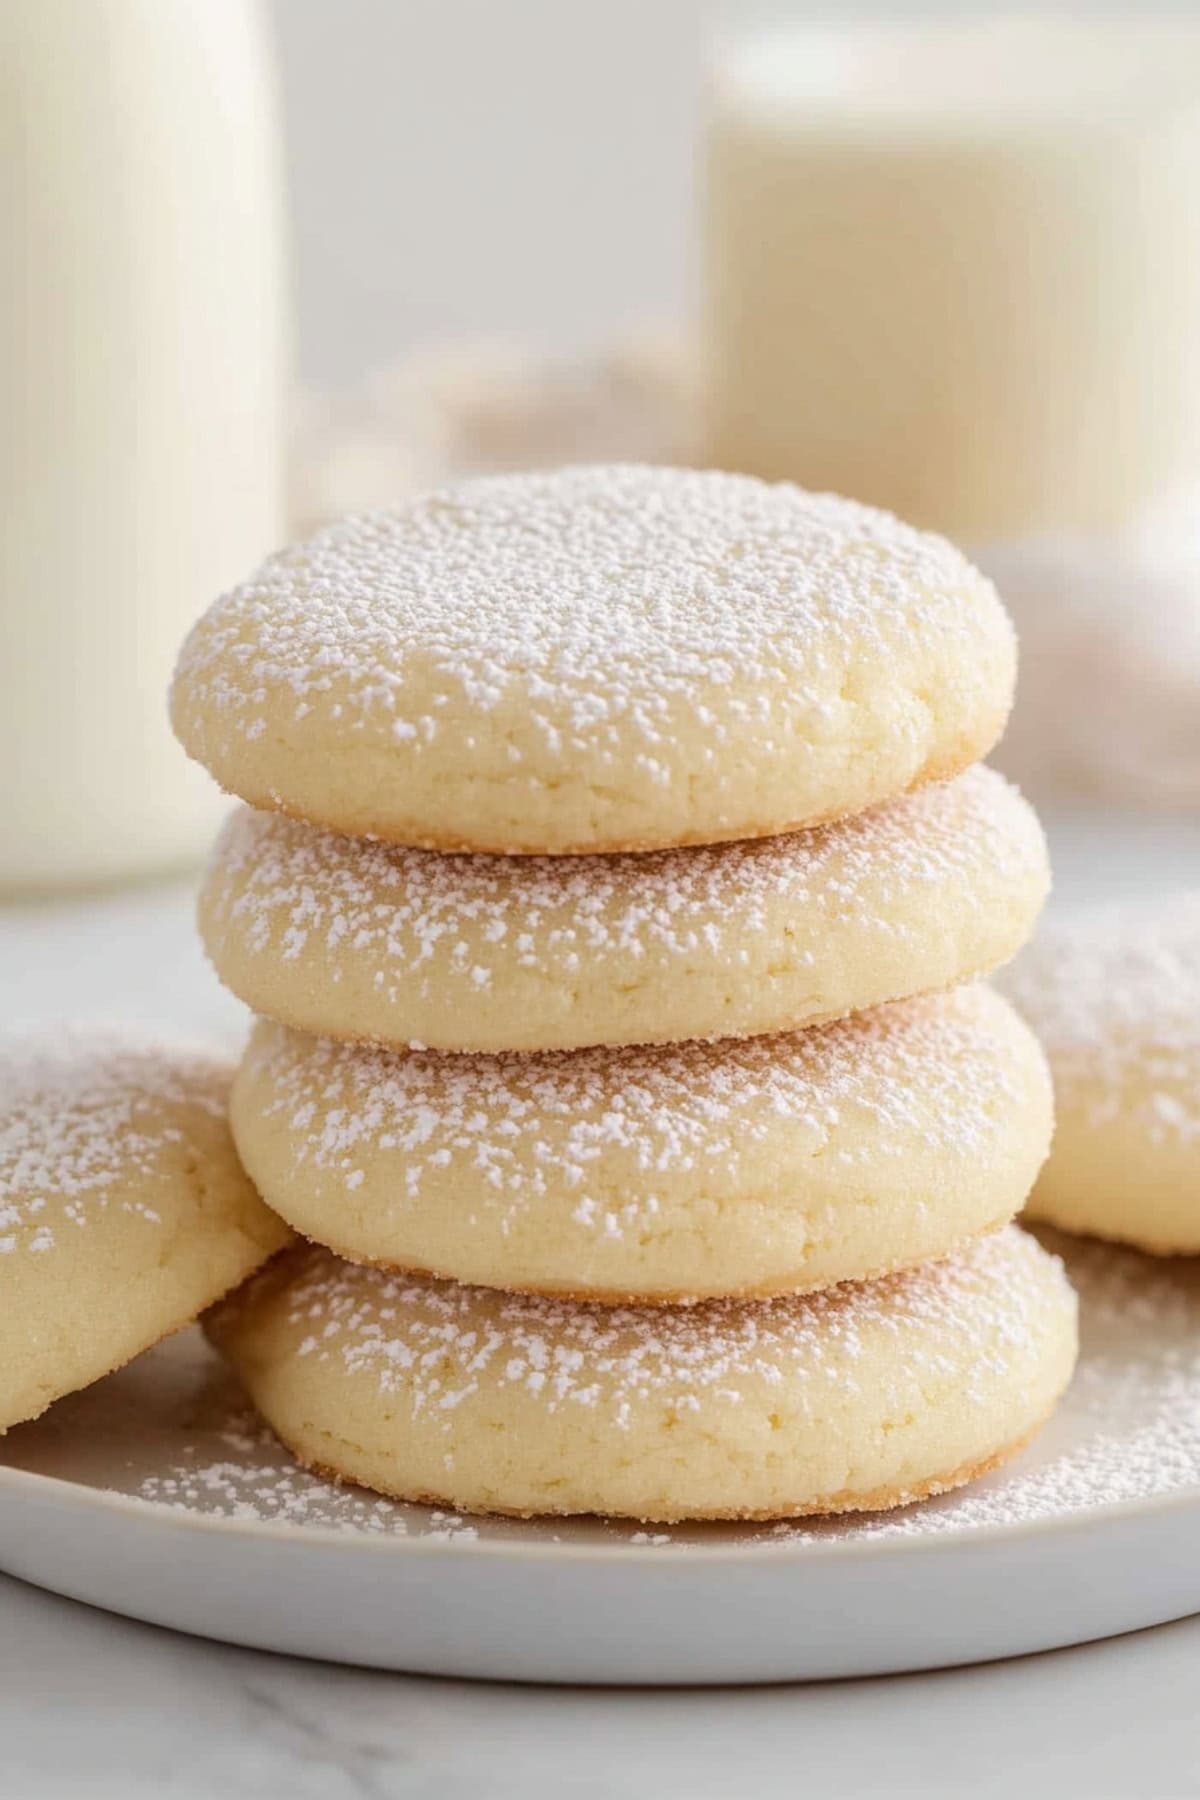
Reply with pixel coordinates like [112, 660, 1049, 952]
[205, 764, 1043, 989]
[173, 463, 1001, 769]
[240, 986, 1035, 1238]
[0, 1027, 230, 1258]
[1002, 893, 1200, 1144]
[132, 1405, 478, 1542]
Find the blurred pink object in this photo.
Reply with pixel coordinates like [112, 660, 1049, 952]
[982, 495, 1200, 809]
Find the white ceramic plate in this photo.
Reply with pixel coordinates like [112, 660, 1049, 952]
[1, 1232, 1199, 1685]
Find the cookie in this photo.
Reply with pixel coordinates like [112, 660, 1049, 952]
[170, 464, 1016, 854]
[206, 1225, 1077, 1522]
[231, 986, 1052, 1302]
[199, 764, 1047, 1053]
[0, 1031, 291, 1432]
[1004, 896, 1200, 1253]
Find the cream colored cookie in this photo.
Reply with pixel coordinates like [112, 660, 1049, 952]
[170, 464, 1016, 854]
[207, 1225, 1077, 1522]
[0, 1030, 291, 1432]
[231, 986, 1052, 1302]
[1004, 895, 1200, 1254]
[200, 764, 1048, 1054]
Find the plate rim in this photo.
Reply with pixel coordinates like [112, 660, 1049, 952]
[3, 1454, 1199, 1566]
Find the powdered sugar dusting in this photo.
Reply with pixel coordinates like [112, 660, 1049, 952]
[0, 1029, 230, 1258]
[241, 986, 1039, 1239]
[1003, 894, 1200, 1144]
[173, 464, 1003, 773]
[254, 1226, 1060, 1430]
[205, 765, 1043, 1003]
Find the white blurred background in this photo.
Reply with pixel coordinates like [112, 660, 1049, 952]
[273, 0, 1187, 384]
[273, 0, 707, 384]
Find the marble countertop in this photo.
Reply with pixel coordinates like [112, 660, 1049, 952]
[3, 800, 1199, 1798]
[4, 1573, 1199, 1799]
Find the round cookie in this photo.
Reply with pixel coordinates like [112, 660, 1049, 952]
[1004, 895, 1200, 1254]
[0, 1030, 292, 1432]
[200, 763, 1048, 1054]
[170, 464, 1016, 854]
[206, 1226, 1077, 1522]
[232, 986, 1053, 1302]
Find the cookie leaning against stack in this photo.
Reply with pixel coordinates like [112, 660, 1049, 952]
[0, 1031, 290, 1433]
[173, 463, 1076, 1523]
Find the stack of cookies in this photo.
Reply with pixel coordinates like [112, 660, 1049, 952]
[170, 464, 1077, 1523]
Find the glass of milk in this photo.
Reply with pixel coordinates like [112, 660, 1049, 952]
[0, 0, 287, 891]
[704, 16, 1200, 542]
